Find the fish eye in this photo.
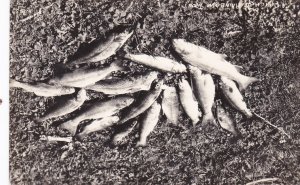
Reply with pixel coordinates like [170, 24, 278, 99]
[229, 87, 233, 93]
[218, 117, 223, 121]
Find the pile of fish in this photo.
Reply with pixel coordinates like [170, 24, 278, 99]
[11, 27, 282, 147]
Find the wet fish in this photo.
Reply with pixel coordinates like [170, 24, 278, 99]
[48, 61, 125, 88]
[59, 95, 134, 135]
[85, 71, 158, 95]
[216, 103, 241, 137]
[189, 65, 216, 125]
[118, 80, 163, 125]
[9, 79, 75, 97]
[136, 101, 161, 146]
[161, 86, 181, 125]
[177, 77, 202, 126]
[124, 53, 187, 73]
[37, 89, 87, 122]
[76, 116, 120, 139]
[173, 39, 258, 90]
[112, 121, 138, 145]
[219, 76, 253, 118]
[71, 30, 133, 65]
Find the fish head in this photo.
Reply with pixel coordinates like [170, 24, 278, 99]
[109, 116, 120, 123]
[118, 96, 135, 107]
[172, 39, 191, 55]
[63, 87, 76, 94]
[216, 105, 232, 125]
[187, 65, 201, 74]
[148, 71, 159, 80]
[153, 79, 164, 90]
[177, 77, 190, 91]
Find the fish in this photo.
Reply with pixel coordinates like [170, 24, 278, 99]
[189, 65, 216, 125]
[38, 89, 87, 122]
[124, 53, 187, 73]
[85, 71, 158, 95]
[177, 77, 202, 126]
[111, 121, 138, 145]
[161, 86, 181, 125]
[9, 79, 75, 97]
[172, 39, 258, 90]
[219, 76, 253, 118]
[76, 116, 120, 139]
[59, 95, 134, 135]
[71, 30, 133, 65]
[216, 103, 241, 137]
[136, 101, 161, 146]
[118, 80, 164, 125]
[48, 61, 125, 88]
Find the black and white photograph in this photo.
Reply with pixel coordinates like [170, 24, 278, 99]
[8, 0, 300, 184]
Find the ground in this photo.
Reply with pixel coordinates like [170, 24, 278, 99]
[9, 0, 300, 184]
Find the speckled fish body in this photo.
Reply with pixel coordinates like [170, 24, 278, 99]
[71, 30, 133, 65]
[38, 89, 87, 122]
[161, 86, 181, 125]
[112, 121, 138, 145]
[173, 39, 258, 90]
[85, 71, 158, 95]
[9, 79, 75, 97]
[136, 101, 161, 146]
[118, 80, 163, 125]
[189, 65, 216, 125]
[48, 61, 124, 88]
[178, 78, 202, 126]
[76, 116, 120, 139]
[124, 53, 187, 73]
[219, 76, 253, 118]
[59, 95, 134, 135]
[216, 104, 240, 137]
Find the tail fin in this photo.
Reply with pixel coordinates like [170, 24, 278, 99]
[9, 79, 23, 88]
[59, 120, 79, 136]
[202, 112, 217, 126]
[238, 76, 259, 90]
[136, 139, 146, 147]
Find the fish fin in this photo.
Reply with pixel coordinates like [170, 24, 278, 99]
[59, 120, 78, 136]
[233, 65, 243, 72]
[237, 76, 259, 91]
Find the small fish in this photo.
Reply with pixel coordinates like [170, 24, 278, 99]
[71, 30, 133, 65]
[216, 103, 241, 137]
[189, 65, 216, 125]
[136, 101, 161, 146]
[161, 86, 181, 125]
[219, 76, 253, 118]
[85, 71, 158, 95]
[59, 95, 134, 135]
[38, 89, 87, 122]
[112, 121, 138, 145]
[177, 77, 202, 126]
[124, 53, 187, 73]
[173, 39, 258, 90]
[118, 80, 163, 125]
[9, 79, 75, 97]
[48, 61, 125, 88]
[76, 116, 120, 139]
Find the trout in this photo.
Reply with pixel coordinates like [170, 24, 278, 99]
[161, 86, 181, 125]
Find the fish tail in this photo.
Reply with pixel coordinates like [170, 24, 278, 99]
[202, 112, 216, 126]
[36, 116, 48, 123]
[9, 79, 24, 88]
[238, 76, 259, 90]
[59, 120, 79, 136]
[136, 139, 146, 147]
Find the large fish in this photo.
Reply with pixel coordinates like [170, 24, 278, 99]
[189, 65, 216, 125]
[161, 86, 181, 125]
[9, 79, 75, 97]
[38, 89, 87, 122]
[118, 80, 163, 125]
[71, 30, 133, 65]
[177, 77, 202, 126]
[85, 71, 158, 95]
[76, 116, 120, 139]
[111, 121, 138, 145]
[136, 101, 161, 146]
[48, 61, 125, 88]
[172, 39, 258, 90]
[124, 53, 187, 73]
[219, 76, 253, 118]
[59, 95, 134, 135]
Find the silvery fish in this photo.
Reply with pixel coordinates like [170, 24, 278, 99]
[178, 77, 202, 126]
[85, 71, 158, 95]
[219, 76, 253, 118]
[173, 39, 258, 90]
[124, 53, 187, 73]
[71, 30, 133, 65]
[59, 95, 134, 135]
[189, 65, 216, 125]
[76, 116, 120, 139]
[48, 61, 125, 88]
[136, 101, 161, 146]
[38, 89, 87, 122]
[161, 86, 181, 125]
[112, 121, 138, 145]
[216, 103, 241, 137]
[9, 79, 75, 97]
[118, 80, 163, 125]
